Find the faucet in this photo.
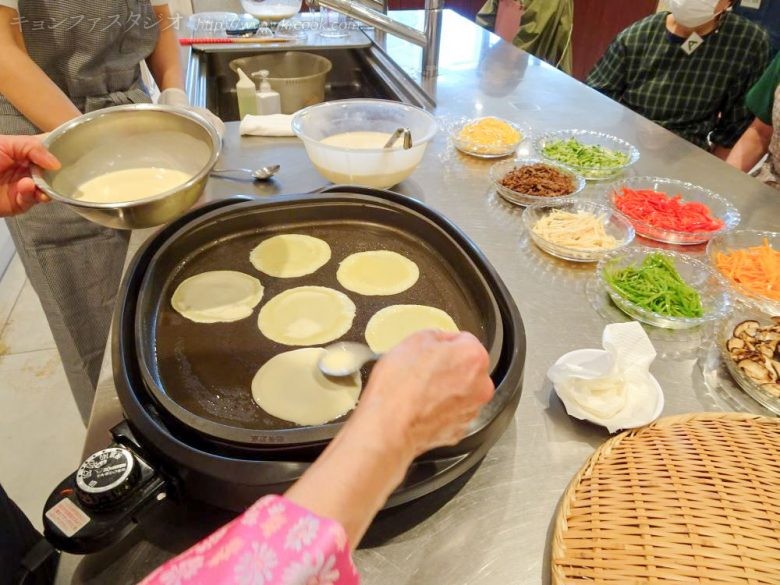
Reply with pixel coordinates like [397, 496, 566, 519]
[316, 0, 443, 77]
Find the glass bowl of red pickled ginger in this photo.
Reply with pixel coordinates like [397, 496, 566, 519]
[608, 177, 740, 245]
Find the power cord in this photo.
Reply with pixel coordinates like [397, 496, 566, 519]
[16, 539, 59, 585]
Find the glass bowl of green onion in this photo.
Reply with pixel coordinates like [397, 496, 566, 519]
[536, 129, 639, 181]
[597, 247, 730, 329]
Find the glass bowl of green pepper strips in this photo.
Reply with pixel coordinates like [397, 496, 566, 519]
[536, 130, 639, 181]
[597, 247, 730, 329]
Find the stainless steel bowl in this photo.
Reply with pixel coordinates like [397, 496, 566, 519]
[32, 104, 221, 230]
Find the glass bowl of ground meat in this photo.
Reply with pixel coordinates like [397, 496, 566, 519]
[489, 158, 586, 206]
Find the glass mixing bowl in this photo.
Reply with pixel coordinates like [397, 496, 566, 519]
[241, 0, 301, 23]
[291, 99, 437, 189]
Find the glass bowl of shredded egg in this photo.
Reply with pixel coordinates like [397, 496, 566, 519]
[523, 200, 635, 262]
[450, 116, 528, 158]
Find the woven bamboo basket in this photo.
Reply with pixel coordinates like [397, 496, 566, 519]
[551, 413, 780, 584]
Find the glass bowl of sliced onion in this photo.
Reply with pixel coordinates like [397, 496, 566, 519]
[522, 200, 635, 263]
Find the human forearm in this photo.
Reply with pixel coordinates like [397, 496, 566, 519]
[726, 118, 773, 173]
[284, 400, 413, 548]
[712, 145, 731, 161]
[0, 9, 81, 131]
[146, 5, 184, 91]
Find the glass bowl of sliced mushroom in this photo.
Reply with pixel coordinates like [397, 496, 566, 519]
[718, 310, 780, 415]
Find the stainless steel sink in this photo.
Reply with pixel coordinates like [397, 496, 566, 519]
[188, 46, 432, 122]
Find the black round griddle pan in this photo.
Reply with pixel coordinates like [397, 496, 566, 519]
[136, 188, 504, 447]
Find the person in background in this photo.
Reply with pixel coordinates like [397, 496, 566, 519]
[727, 52, 780, 188]
[587, 0, 769, 159]
[476, 0, 574, 75]
[0, 1, 222, 424]
[733, 0, 779, 56]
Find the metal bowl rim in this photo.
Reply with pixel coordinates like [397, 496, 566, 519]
[31, 104, 222, 210]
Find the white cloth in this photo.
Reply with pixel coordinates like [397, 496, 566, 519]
[157, 88, 225, 139]
[239, 114, 296, 137]
[548, 322, 662, 433]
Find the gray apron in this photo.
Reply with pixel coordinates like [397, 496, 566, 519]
[755, 85, 780, 189]
[1, 0, 159, 423]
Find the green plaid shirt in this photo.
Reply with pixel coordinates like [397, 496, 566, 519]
[587, 12, 769, 149]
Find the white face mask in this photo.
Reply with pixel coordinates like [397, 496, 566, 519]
[668, 0, 721, 28]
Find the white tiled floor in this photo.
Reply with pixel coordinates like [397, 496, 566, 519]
[0, 254, 86, 531]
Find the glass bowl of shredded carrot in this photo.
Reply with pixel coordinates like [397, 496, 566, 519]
[523, 201, 635, 262]
[597, 247, 730, 329]
[707, 230, 780, 315]
[608, 177, 740, 245]
[450, 116, 528, 158]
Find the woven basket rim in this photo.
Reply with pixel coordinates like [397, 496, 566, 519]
[550, 411, 780, 584]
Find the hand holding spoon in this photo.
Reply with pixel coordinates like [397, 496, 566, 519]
[318, 342, 379, 377]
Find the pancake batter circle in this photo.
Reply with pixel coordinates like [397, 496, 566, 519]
[171, 270, 264, 323]
[249, 234, 332, 278]
[336, 250, 420, 296]
[365, 304, 459, 353]
[257, 286, 356, 346]
[251, 348, 362, 426]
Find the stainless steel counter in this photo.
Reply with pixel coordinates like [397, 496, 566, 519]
[55, 10, 780, 585]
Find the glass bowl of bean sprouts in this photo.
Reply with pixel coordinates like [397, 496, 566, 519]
[523, 200, 635, 263]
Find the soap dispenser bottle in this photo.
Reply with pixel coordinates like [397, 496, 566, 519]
[236, 67, 257, 119]
[254, 70, 281, 115]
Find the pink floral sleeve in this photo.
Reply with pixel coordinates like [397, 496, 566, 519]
[139, 495, 359, 585]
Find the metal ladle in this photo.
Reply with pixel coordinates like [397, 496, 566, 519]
[211, 164, 281, 181]
[384, 128, 413, 149]
[318, 341, 380, 377]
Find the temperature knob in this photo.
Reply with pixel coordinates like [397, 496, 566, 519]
[75, 447, 140, 509]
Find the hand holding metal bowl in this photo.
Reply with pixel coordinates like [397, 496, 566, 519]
[31, 104, 221, 230]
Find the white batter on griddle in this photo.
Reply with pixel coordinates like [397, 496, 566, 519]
[336, 250, 419, 296]
[365, 304, 458, 353]
[171, 271, 264, 323]
[251, 348, 361, 426]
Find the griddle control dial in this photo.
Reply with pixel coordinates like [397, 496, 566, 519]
[75, 447, 140, 509]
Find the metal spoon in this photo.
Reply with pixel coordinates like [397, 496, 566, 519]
[318, 342, 379, 377]
[211, 164, 280, 181]
[384, 128, 413, 149]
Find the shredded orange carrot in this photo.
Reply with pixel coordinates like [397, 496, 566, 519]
[714, 239, 780, 301]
